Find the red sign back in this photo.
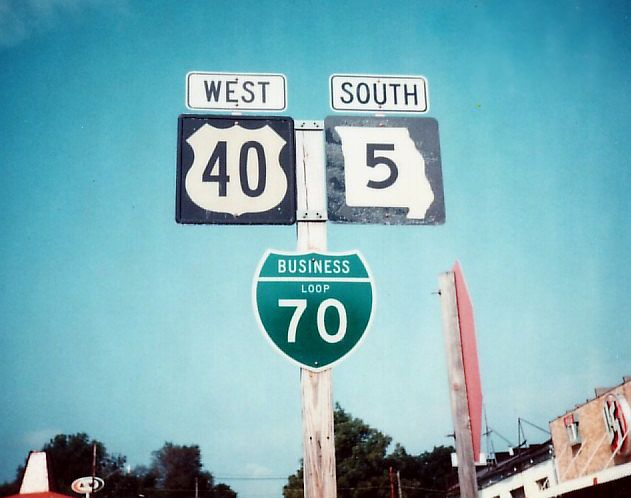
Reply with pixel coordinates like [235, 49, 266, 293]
[453, 261, 483, 462]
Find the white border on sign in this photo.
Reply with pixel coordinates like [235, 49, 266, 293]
[329, 73, 429, 113]
[71, 477, 105, 494]
[185, 71, 288, 111]
[251, 248, 377, 372]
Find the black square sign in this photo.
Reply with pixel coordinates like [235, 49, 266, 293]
[176, 115, 296, 224]
[325, 116, 445, 225]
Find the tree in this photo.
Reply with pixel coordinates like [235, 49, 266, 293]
[0, 435, 236, 498]
[0, 481, 19, 498]
[0, 462, 24, 497]
[284, 405, 392, 498]
[42, 433, 129, 497]
[385, 444, 455, 498]
[282, 465, 303, 498]
[0, 433, 138, 498]
[212, 483, 236, 498]
[150, 442, 213, 493]
[283, 405, 455, 498]
[334, 405, 392, 498]
[149, 442, 236, 498]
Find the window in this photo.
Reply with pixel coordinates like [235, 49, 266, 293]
[536, 477, 550, 490]
[510, 487, 525, 498]
[564, 413, 581, 445]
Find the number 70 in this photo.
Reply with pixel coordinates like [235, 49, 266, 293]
[278, 298, 347, 344]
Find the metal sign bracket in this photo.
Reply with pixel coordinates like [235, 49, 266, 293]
[297, 210, 327, 221]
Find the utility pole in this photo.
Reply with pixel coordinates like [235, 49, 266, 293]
[389, 467, 396, 498]
[90, 443, 96, 498]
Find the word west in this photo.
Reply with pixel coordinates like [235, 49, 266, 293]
[204, 80, 271, 104]
[186, 72, 286, 111]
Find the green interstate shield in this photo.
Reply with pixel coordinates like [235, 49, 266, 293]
[252, 250, 375, 371]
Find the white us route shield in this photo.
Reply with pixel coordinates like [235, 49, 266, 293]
[252, 250, 376, 371]
[176, 115, 296, 224]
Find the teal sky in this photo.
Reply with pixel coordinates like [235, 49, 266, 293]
[1, 1, 630, 497]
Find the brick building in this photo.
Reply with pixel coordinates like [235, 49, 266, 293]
[449, 377, 631, 497]
[541, 376, 631, 497]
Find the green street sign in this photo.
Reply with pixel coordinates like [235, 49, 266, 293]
[252, 250, 376, 371]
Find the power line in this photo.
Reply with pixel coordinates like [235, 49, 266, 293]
[215, 476, 288, 481]
[518, 417, 551, 436]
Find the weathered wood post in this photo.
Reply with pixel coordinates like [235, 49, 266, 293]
[295, 120, 337, 498]
[439, 270, 478, 498]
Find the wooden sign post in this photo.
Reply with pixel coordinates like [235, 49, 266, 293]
[295, 120, 337, 498]
[438, 270, 478, 498]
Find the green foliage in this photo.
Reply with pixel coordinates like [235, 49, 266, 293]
[150, 442, 213, 492]
[283, 405, 455, 498]
[385, 444, 455, 498]
[212, 483, 236, 498]
[0, 435, 236, 498]
[0, 481, 19, 498]
[42, 433, 125, 497]
[0, 463, 24, 497]
[282, 465, 303, 498]
[334, 405, 392, 498]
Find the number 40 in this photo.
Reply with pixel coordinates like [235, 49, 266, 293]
[278, 298, 347, 344]
[203, 140, 267, 197]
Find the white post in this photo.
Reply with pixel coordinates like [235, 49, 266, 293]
[294, 120, 337, 498]
[439, 271, 478, 498]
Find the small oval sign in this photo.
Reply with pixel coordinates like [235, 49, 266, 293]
[71, 477, 105, 494]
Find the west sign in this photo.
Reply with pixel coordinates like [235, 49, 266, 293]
[186, 72, 287, 111]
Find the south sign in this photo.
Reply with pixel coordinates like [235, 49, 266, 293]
[330, 74, 429, 113]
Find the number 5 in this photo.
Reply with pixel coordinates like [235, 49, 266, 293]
[366, 143, 398, 189]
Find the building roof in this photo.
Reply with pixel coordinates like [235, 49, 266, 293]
[5, 493, 75, 498]
[476, 441, 553, 490]
[447, 441, 553, 496]
[550, 376, 631, 421]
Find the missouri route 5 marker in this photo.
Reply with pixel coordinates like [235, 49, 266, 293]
[325, 115, 445, 225]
